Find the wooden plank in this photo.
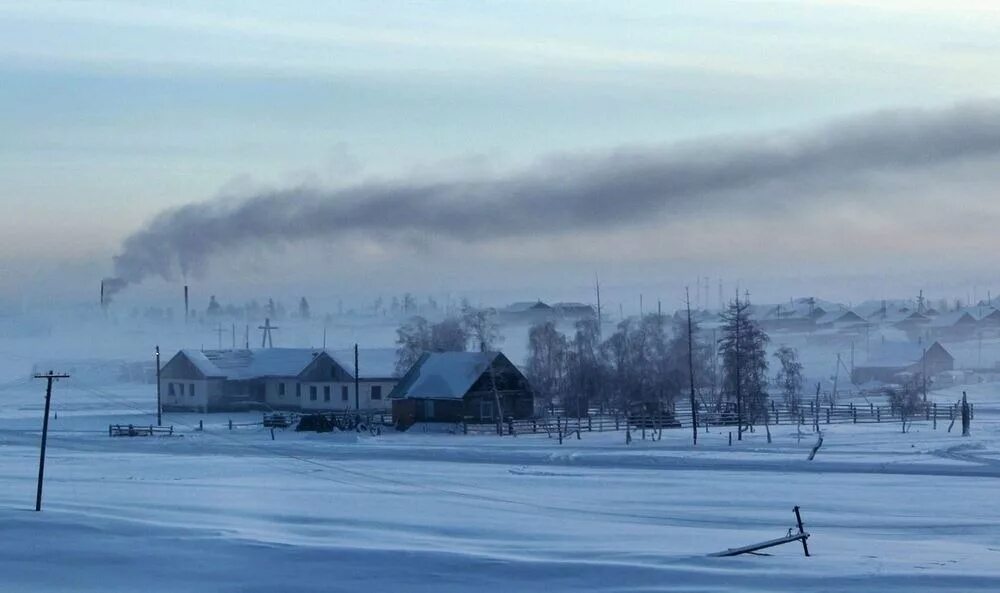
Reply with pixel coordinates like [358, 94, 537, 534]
[709, 532, 810, 557]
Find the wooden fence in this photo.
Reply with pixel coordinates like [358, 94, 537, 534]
[109, 424, 174, 437]
[461, 399, 974, 436]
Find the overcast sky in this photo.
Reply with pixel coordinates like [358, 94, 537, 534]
[3, 1, 1000, 310]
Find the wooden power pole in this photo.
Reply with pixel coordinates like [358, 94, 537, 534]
[155, 345, 162, 426]
[33, 370, 70, 511]
[686, 287, 698, 446]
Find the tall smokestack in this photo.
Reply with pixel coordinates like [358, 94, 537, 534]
[184, 285, 189, 324]
[100, 280, 105, 311]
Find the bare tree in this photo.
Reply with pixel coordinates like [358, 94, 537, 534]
[462, 305, 503, 352]
[774, 345, 804, 413]
[886, 378, 923, 433]
[395, 316, 432, 374]
[430, 318, 468, 352]
[525, 321, 568, 410]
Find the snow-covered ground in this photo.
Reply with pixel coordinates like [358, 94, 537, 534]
[3, 376, 1000, 591]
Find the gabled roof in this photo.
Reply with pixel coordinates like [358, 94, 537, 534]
[926, 311, 977, 328]
[859, 341, 951, 369]
[502, 301, 551, 313]
[389, 351, 504, 400]
[174, 348, 396, 381]
[815, 310, 865, 326]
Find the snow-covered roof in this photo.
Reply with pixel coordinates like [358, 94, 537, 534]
[502, 301, 550, 313]
[926, 311, 976, 328]
[176, 348, 396, 380]
[860, 341, 949, 369]
[180, 348, 321, 379]
[815, 310, 864, 326]
[389, 351, 500, 400]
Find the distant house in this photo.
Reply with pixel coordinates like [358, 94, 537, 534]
[851, 341, 954, 384]
[814, 310, 866, 330]
[925, 311, 978, 340]
[551, 302, 596, 319]
[498, 301, 554, 323]
[160, 348, 398, 413]
[389, 351, 534, 429]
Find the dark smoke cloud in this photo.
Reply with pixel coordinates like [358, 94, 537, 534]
[105, 100, 1000, 293]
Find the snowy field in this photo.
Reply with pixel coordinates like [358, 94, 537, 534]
[2, 377, 1000, 592]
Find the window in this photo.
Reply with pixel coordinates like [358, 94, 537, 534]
[309, 386, 317, 401]
[341, 386, 348, 401]
[480, 400, 493, 420]
[323, 386, 330, 402]
[423, 399, 435, 419]
[370, 385, 382, 400]
[190, 383, 196, 397]
[278, 383, 286, 396]
[296, 384, 301, 398]
[168, 383, 175, 397]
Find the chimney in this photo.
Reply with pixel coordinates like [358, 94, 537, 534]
[184, 285, 190, 324]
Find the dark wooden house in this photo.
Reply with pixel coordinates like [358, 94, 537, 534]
[389, 352, 534, 430]
[851, 341, 954, 385]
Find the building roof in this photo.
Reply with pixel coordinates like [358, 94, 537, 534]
[389, 351, 501, 400]
[926, 310, 977, 328]
[815, 310, 865, 326]
[502, 301, 551, 313]
[859, 341, 950, 369]
[176, 347, 396, 380]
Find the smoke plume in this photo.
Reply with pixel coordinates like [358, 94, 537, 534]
[104, 100, 1000, 294]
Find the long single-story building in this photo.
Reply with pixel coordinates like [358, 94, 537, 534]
[160, 347, 398, 413]
[389, 351, 534, 429]
[851, 341, 954, 385]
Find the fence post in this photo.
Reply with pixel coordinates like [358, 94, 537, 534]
[826, 409, 830, 424]
[108, 424, 112, 437]
[588, 416, 592, 432]
[532, 419, 537, 434]
[199, 419, 203, 431]
[933, 403, 937, 429]
[615, 414, 620, 431]
[229, 419, 233, 431]
[728, 431, 732, 446]
[853, 407, 857, 424]
[876, 407, 880, 422]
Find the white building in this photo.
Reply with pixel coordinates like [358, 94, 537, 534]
[160, 348, 398, 413]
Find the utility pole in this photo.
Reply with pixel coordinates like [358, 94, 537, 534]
[735, 290, 743, 441]
[33, 371, 70, 511]
[595, 274, 603, 339]
[215, 324, 224, 350]
[155, 346, 162, 427]
[686, 287, 698, 446]
[354, 344, 360, 411]
[259, 318, 278, 348]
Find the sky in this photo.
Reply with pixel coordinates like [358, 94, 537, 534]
[2, 0, 1000, 311]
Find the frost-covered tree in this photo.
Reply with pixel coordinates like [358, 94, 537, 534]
[565, 317, 606, 414]
[718, 294, 770, 431]
[430, 318, 468, 352]
[462, 305, 503, 352]
[298, 297, 311, 319]
[395, 316, 432, 375]
[665, 317, 712, 400]
[774, 345, 803, 413]
[525, 321, 568, 408]
[886, 379, 923, 433]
